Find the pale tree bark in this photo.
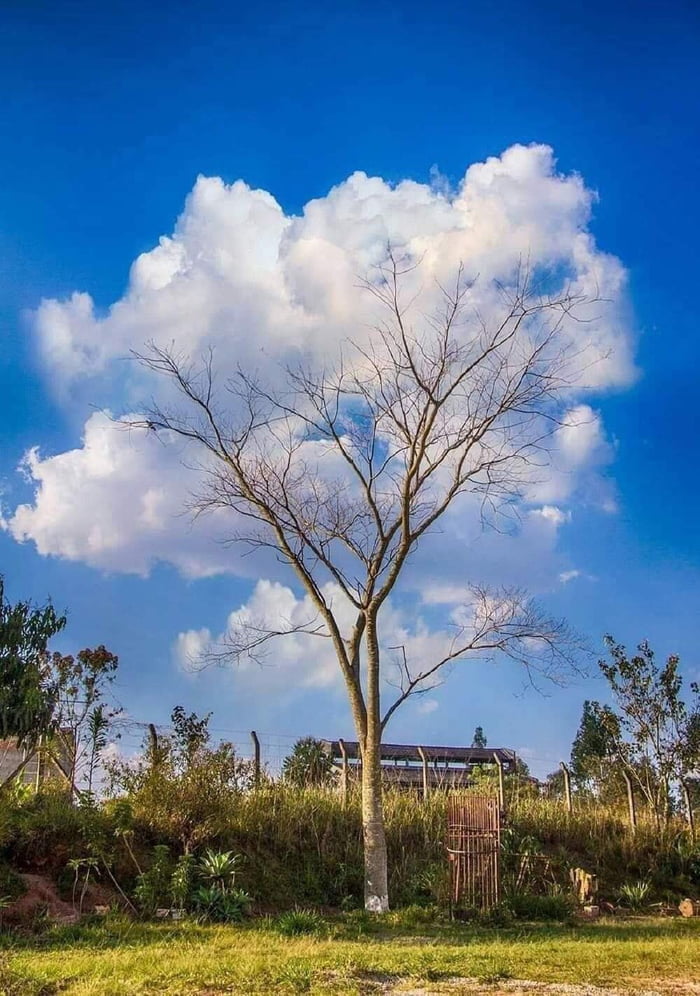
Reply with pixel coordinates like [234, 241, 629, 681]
[127, 254, 590, 910]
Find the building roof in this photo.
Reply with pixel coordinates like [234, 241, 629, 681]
[321, 740, 518, 771]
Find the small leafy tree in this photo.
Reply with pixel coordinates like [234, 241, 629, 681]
[0, 576, 66, 746]
[135, 845, 172, 915]
[282, 737, 334, 787]
[170, 853, 197, 910]
[49, 645, 121, 795]
[598, 637, 700, 823]
[67, 856, 100, 915]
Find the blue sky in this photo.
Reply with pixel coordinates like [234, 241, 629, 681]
[1, 0, 699, 776]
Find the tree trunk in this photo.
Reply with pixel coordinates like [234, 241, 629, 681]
[362, 613, 389, 912]
[361, 731, 389, 912]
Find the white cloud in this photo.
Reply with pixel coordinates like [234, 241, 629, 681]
[412, 496, 575, 603]
[416, 698, 439, 715]
[532, 505, 571, 528]
[4, 413, 236, 577]
[174, 627, 213, 671]
[33, 144, 634, 394]
[4, 144, 635, 585]
[559, 570, 582, 584]
[174, 579, 464, 708]
[525, 405, 615, 507]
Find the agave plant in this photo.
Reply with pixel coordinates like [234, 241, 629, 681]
[619, 879, 652, 912]
[199, 849, 242, 892]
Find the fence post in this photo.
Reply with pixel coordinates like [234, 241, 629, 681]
[493, 752, 505, 810]
[250, 730, 261, 789]
[682, 779, 695, 839]
[417, 746, 429, 800]
[621, 768, 637, 833]
[560, 761, 572, 813]
[338, 738, 349, 805]
[34, 735, 43, 794]
[148, 724, 158, 753]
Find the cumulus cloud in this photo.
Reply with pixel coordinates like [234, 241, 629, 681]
[173, 578, 458, 707]
[172, 575, 572, 713]
[33, 144, 633, 393]
[4, 144, 635, 584]
[5, 413, 236, 576]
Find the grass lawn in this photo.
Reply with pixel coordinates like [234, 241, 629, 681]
[2, 916, 700, 995]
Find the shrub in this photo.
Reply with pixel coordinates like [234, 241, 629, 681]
[273, 908, 326, 936]
[506, 891, 575, 921]
[478, 903, 514, 927]
[134, 845, 172, 915]
[106, 709, 255, 854]
[170, 853, 196, 910]
[193, 885, 251, 923]
[0, 863, 25, 903]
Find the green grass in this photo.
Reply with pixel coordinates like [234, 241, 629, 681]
[2, 917, 700, 995]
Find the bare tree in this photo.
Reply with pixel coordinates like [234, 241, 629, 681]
[128, 255, 589, 911]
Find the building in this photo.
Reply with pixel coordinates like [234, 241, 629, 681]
[321, 740, 517, 791]
[0, 733, 75, 792]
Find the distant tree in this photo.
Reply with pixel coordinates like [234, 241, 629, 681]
[570, 700, 620, 793]
[598, 637, 700, 823]
[49, 645, 121, 794]
[471, 726, 487, 748]
[282, 737, 334, 788]
[544, 767, 565, 799]
[0, 576, 66, 746]
[514, 756, 530, 778]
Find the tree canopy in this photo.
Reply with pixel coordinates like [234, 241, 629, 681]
[471, 726, 487, 748]
[282, 737, 334, 788]
[0, 576, 66, 746]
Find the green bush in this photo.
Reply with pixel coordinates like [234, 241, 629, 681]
[0, 863, 25, 902]
[478, 903, 514, 927]
[134, 845, 172, 915]
[170, 853, 196, 909]
[193, 885, 251, 923]
[273, 908, 327, 936]
[506, 891, 575, 921]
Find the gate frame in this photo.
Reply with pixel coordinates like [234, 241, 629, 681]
[447, 793, 502, 912]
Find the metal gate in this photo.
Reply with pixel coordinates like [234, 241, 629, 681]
[447, 794, 501, 910]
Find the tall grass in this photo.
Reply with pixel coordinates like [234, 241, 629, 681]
[1, 785, 697, 909]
